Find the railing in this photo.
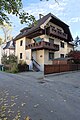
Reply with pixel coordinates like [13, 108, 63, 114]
[32, 58, 40, 66]
[32, 58, 40, 71]
[26, 41, 59, 51]
[48, 26, 67, 40]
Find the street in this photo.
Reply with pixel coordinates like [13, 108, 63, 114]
[0, 71, 80, 120]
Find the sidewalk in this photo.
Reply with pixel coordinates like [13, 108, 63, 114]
[18, 71, 44, 79]
[17, 70, 80, 80]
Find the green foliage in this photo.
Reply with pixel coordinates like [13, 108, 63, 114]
[10, 63, 19, 73]
[1, 54, 17, 65]
[74, 36, 80, 47]
[1, 54, 19, 73]
[1, 54, 29, 73]
[0, 0, 36, 25]
[0, 0, 22, 24]
[1, 54, 8, 65]
[8, 54, 17, 64]
[0, 0, 58, 25]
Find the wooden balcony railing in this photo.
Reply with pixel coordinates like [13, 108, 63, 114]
[26, 41, 59, 51]
[47, 26, 67, 40]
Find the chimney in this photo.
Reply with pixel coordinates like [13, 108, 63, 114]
[39, 14, 44, 19]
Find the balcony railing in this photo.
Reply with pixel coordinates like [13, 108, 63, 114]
[26, 41, 59, 51]
[47, 26, 67, 40]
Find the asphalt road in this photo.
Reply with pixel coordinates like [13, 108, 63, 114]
[0, 71, 80, 120]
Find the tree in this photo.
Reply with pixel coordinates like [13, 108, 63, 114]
[0, 22, 12, 42]
[0, 0, 58, 25]
[74, 36, 80, 47]
[0, 0, 36, 25]
[68, 51, 80, 64]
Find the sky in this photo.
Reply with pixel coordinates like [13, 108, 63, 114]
[0, 0, 80, 48]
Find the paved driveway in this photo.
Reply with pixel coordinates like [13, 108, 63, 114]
[0, 71, 80, 120]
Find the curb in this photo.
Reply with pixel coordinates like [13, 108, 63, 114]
[44, 70, 80, 77]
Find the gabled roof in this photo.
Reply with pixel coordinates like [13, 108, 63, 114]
[14, 13, 73, 41]
[3, 40, 15, 49]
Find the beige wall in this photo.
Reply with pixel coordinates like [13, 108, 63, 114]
[26, 49, 32, 65]
[39, 35, 74, 58]
[67, 44, 74, 53]
[44, 50, 53, 64]
[32, 50, 44, 71]
[54, 38, 67, 58]
[15, 37, 26, 62]
[26, 38, 33, 44]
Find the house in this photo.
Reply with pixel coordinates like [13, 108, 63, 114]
[14, 13, 74, 71]
[0, 40, 15, 64]
[3, 40, 15, 56]
[0, 43, 6, 64]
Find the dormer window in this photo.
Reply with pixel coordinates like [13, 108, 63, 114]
[20, 40, 23, 46]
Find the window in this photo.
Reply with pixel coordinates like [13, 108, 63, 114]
[61, 42, 64, 48]
[49, 38, 54, 44]
[60, 54, 64, 58]
[20, 53, 22, 59]
[49, 52, 54, 60]
[20, 40, 23, 46]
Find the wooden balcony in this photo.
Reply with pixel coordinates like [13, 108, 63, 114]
[26, 41, 59, 51]
[47, 26, 67, 40]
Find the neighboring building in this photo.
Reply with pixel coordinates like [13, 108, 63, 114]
[3, 40, 15, 56]
[14, 13, 74, 71]
[0, 40, 15, 64]
[0, 43, 6, 64]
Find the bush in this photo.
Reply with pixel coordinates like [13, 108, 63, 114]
[10, 63, 19, 73]
[4, 63, 18, 73]
[18, 63, 29, 72]
[1, 54, 18, 65]
[1, 54, 18, 73]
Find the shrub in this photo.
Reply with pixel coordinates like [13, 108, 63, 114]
[1, 54, 18, 73]
[18, 63, 29, 72]
[10, 63, 19, 73]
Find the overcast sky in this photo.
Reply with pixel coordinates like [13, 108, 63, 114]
[0, 0, 80, 45]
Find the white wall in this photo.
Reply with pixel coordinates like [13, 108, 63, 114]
[4, 49, 15, 56]
[0, 44, 6, 64]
